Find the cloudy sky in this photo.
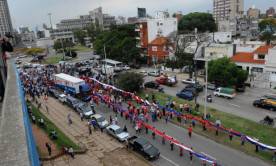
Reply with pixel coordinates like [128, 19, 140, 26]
[8, 0, 276, 29]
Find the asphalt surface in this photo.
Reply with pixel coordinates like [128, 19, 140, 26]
[143, 74, 276, 123]
[95, 103, 271, 166]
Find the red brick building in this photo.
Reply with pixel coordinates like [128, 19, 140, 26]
[147, 37, 170, 64]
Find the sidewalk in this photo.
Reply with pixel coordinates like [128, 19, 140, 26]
[36, 97, 150, 166]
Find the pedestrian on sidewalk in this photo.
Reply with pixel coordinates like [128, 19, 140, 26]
[80, 112, 84, 121]
[123, 125, 128, 132]
[152, 130, 156, 140]
[88, 124, 92, 135]
[45, 105, 49, 114]
[241, 134, 246, 146]
[68, 147, 74, 159]
[165, 114, 168, 124]
[68, 113, 72, 125]
[45, 142, 52, 156]
[109, 115, 112, 124]
[162, 132, 166, 145]
[188, 125, 193, 138]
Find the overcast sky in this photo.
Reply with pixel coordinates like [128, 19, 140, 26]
[8, 0, 276, 30]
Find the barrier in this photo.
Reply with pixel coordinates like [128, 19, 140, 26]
[17, 67, 40, 166]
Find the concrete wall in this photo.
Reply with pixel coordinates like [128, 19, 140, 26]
[0, 59, 31, 166]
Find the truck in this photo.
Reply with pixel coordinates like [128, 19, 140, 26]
[128, 136, 160, 160]
[253, 99, 276, 111]
[54, 73, 88, 95]
[213, 87, 236, 99]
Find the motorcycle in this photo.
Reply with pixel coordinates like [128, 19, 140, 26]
[207, 94, 212, 103]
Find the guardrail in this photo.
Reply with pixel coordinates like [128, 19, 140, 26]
[0, 59, 40, 166]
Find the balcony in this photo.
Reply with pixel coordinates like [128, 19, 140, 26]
[136, 43, 141, 48]
[0, 59, 40, 166]
[135, 28, 140, 32]
[135, 36, 141, 40]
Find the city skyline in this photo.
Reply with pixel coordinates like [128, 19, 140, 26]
[8, 0, 276, 29]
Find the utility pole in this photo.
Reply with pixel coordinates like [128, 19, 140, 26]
[103, 44, 107, 76]
[194, 28, 199, 110]
[48, 13, 53, 29]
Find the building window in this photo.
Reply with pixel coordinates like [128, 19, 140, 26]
[152, 46, 157, 51]
[258, 54, 265, 59]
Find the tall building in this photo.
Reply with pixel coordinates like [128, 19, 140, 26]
[266, 7, 275, 17]
[0, 0, 13, 37]
[213, 0, 244, 22]
[247, 7, 260, 19]
[138, 8, 146, 18]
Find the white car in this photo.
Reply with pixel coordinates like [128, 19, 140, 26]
[106, 124, 129, 142]
[58, 94, 67, 103]
[91, 114, 109, 128]
[148, 70, 160, 77]
[122, 65, 130, 70]
[139, 70, 148, 76]
[181, 78, 197, 84]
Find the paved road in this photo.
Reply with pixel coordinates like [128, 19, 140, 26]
[142, 72, 276, 123]
[96, 102, 270, 166]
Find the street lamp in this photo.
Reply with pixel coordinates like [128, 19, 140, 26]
[204, 53, 213, 119]
[103, 36, 117, 76]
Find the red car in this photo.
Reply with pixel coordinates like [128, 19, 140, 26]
[155, 76, 177, 86]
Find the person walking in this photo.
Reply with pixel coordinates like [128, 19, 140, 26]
[88, 124, 92, 135]
[68, 113, 72, 125]
[189, 147, 193, 163]
[170, 140, 174, 151]
[45, 142, 52, 156]
[45, 105, 49, 114]
[80, 112, 84, 121]
[229, 128, 233, 141]
[68, 147, 74, 158]
[188, 125, 193, 138]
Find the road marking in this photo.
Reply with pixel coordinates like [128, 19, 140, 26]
[160, 154, 180, 166]
[229, 103, 240, 108]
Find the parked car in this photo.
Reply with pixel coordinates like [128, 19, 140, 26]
[128, 136, 160, 160]
[155, 76, 177, 86]
[48, 87, 60, 98]
[144, 81, 160, 89]
[66, 96, 82, 110]
[106, 124, 129, 142]
[236, 84, 246, 92]
[181, 78, 197, 84]
[176, 91, 194, 101]
[185, 83, 203, 92]
[76, 103, 94, 118]
[129, 63, 141, 69]
[122, 65, 130, 70]
[139, 70, 148, 76]
[148, 70, 160, 77]
[91, 114, 109, 128]
[58, 94, 67, 103]
[206, 83, 216, 90]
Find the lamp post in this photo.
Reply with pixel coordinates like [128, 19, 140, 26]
[103, 36, 117, 76]
[204, 58, 208, 119]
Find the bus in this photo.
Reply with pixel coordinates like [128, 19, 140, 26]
[101, 59, 123, 72]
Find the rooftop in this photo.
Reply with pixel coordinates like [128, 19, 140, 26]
[231, 52, 265, 64]
[54, 73, 85, 83]
[149, 37, 168, 45]
[253, 45, 273, 55]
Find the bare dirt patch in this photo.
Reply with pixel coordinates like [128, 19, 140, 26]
[101, 148, 151, 166]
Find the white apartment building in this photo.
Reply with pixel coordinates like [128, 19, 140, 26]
[213, 0, 244, 22]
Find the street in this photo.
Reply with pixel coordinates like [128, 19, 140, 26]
[95, 100, 270, 166]
[141, 69, 276, 123]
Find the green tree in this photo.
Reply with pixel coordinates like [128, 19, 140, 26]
[94, 24, 140, 64]
[178, 12, 217, 33]
[260, 31, 276, 45]
[53, 40, 74, 52]
[25, 48, 45, 55]
[116, 72, 144, 92]
[73, 29, 87, 45]
[258, 18, 276, 32]
[208, 57, 248, 87]
[86, 23, 101, 43]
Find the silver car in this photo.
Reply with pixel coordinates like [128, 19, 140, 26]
[106, 124, 129, 142]
[91, 114, 109, 129]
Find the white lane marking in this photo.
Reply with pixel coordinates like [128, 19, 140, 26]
[229, 103, 240, 108]
[160, 154, 180, 166]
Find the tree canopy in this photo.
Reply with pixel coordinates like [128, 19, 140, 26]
[53, 40, 74, 52]
[208, 57, 248, 87]
[116, 72, 144, 92]
[258, 18, 276, 32]
[178, 12, 217, 33]
[94, 24, 140, 64]
[73, 30, 87, 45]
